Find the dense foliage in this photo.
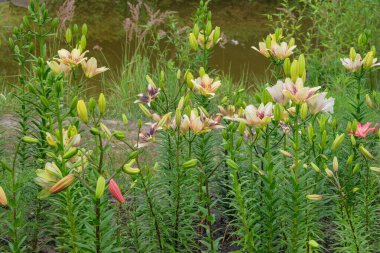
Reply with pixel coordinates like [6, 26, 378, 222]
[0, 0, 379, 252]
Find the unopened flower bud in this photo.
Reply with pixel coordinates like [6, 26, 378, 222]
[306, 194, 322, 201]
[350, 135, 356, 146]
[22, 136, 39, 144]
[226, 159, 239, 170]
[98, 93, 106, 114]
[369, 167, 380, 173]
[50, 174, 75, 194]
[63, 147, 78, 159]
[273, 104, 283, 122]
[109, 179, 125, 203]
[82, 23, 88, 36]
[353, 163, 360, 174]
[205, 21, 212, 36]
[139, 104, 152, 118]
[290, 60, 299, 83]
[182, 159, 198, 168]
[90, 127, 100, 135]
[310, 162, 320, 173]
[333, 156, 339, 172]
[65, 28, 72, 43]
[288, 37, 295, 47]
[359, 145, 375, 160]
[280, 149, 293, 158]
[331, 134, 345, 152]
[113, 131, 125, 140]
[365, 94, 373, 109]
[283, 58, 291, 77]
[307, 125, 314, 143]
[0, 186, 7, 206]
[122, 114, 128, 125]
[189, 33, 198, 51]
[193, 23, 199, 38]
[353, 187, 360, 192]
[298, 54, 306, 78]
[238, 122, 246, 135]
[80, 35, 86, 52]
[300, 103, 308, 120]
[95, 176, 106, 199]
[351, 120, 358, 133]
[363, 51, 374, 70]
[77, 100, 88, 124]
[186, 71, 194, 89]
[308, 240, 319, 248]
[346, 155, 354, 165]
[137, 119, 142, 129]
[325, 168, 334, 177]
[213, 26, 221, 44]
[175, 108, 181, 127]
[199, 67, 206, 78]
[349, 47, 356, 61]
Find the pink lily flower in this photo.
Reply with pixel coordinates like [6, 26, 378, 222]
[352, 122, 379, 138]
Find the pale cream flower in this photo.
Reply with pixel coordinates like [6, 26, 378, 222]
[81, 57, 109, 78]
[267, 80, 290, 106]
[340, 54, 363, 72]
[307, 92, 335, 114]
[242, 103, 273, 128]
[282, 78, 320, 104]
[56, 48, 88, 67]
[252, 42, 270, 58]
[191, 74, 221, 97]
[47, 60, 70, 75]
[270, 41, 296, 60]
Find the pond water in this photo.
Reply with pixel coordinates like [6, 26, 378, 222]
[0, 0, 279, 88]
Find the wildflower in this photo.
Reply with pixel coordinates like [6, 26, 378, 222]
[181, 109, 222, 134]
[191, 74, 221, 97]
[56, 48, 88, 67]
[81, 57, 109, 78]
[340, 54, 363, 72]
[35, 162, 63, 189]
[138, 123, 159, 147]
[47, 60, 70, 75]
[0, 186, 7, 206]
[267, 80, 290, 106]
[109, 179, 125, 203]
[270, 41, 296, 60]
[241, 103, 273, 128]
[282, 78, 320, 104]
[307, 92, 335, 114]
[218, 105, 243, 119]
[350, 122, 379, 138]
[363, 51, 380, 70]
[252, 42, 270, 58]
[135, 76, 160, 106]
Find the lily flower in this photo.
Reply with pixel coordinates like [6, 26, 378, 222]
[307, 92, 335, 114]
[135, 78, 160, 106]
[252, 42, 270, 58]
[81, 57, 109, 78]
[270, 41, 296, 60]
[35, 162, 63, 189]
[340, 54, 363, 72]
[181, 109, 222, 134]
[240, 103, 273, 128]
[218, 105, 244, 119]
[56, 48, 88, 67]
[191, 74, 221, 97]
[138, 123, 159, 147]
[351, 122, 379, 138]
[282, 78, 320, 104]
[197, 30, 219, 49]
[267, 80, 290, 106]
[47, 60, 70, 75]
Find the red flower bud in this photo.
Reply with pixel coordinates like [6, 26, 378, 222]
[109, 179, 125, 203]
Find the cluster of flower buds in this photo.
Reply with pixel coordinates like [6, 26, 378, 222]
[252, 28, 296, 61]
[189, 23, 221, 51]
[47, 24, 108, 77]
[341, 46, 379, 72]
[283, 54, 306, 82]
[77, 93, 107, 125]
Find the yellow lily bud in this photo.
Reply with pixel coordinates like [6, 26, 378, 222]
[122, 114, 128, 125]
[359, 145, 375, 160]
[182, 159, 198, 169]
[325, 168, 334, 177]
[300, 103, 308, 120]
[310, 162, 320, 173]
[226, 159, 239, 170]
[186, 71, 194, 89]
[290, 60, 299, 83]
[349, 47, 356, 61]
[65, 28, 72, 43]
[82, 23, 88, 36]
[213, 26, 221, 44]
[199, 67, 206, 78]
[22, 136, 39, 144]
[193, 23, 199, 38]
[331, 134, 345, 152]
[353, 163, 360, 174]
[77, 100, 88, 124]
[189, 33, 198, 51]
[370, 167, 380, 173]
[205, 21, 212, 36]
[365, 94, 373, 109]
[308, 240, 319, 248]
[298, 54, 306, 78]
[98, 93, 106, 115]
[139, 104, 152, 118]
[306, 194, 322, 201]
[95, 176, 106, 199]
[333, 157, 339, 172]
[288, 37, 295, 47]
[363, 51, 374, 70]
[283, 58, 291, 77]
[280, 149, 293, 158]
